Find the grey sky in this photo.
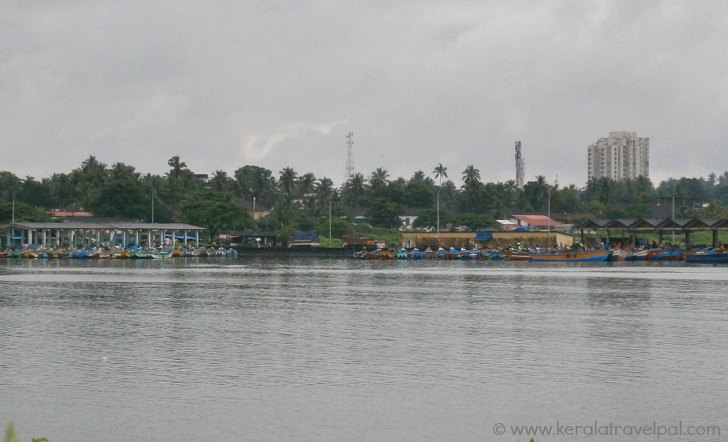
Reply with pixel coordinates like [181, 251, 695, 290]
[2, 1, 727, 188]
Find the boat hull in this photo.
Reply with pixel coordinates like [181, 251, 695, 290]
[529, 250, 611, 262]
[686, 253, 728, 264]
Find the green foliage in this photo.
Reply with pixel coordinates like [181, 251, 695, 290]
[699, 201, 728, 218]
[413, 208, 450, 229]
[315, 217, 350, 240]
[11, 156, 728, 249]
[364, 197, 402, 228]
[234, 165, 277, 206]
[179, 190, 247, 240]
[0, 202, 49, 222]
[450, 213, 496, 231]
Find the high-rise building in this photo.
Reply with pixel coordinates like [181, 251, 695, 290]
[587, 131, 649, 181]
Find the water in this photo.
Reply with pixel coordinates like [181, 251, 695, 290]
[1, 259, 727, 441]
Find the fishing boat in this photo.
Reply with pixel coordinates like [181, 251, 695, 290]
[685, 250, 728, 264]
[529, 249, 611, 262]
[409, 248, 424, 260]
[395, 248, 409, 259]
[131, 250, 169, 259]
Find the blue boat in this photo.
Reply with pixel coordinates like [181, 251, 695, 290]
[409, 248, 424, 260]
[686, 251, 728, 264]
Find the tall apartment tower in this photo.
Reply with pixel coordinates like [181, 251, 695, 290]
[587, 131, 649, 181]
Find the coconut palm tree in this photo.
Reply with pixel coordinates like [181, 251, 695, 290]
[343, 172, 367, 207]
[279, 167, 297, 198]
[460, 165, 482, 212]
[433, 163, 448, 186]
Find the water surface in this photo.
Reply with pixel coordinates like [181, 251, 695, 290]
[1, 259, 726, 441]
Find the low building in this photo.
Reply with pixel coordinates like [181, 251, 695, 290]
[400, 231, 574, 249]
[496, 219, 518, 231]
[510, 214, 563, 231]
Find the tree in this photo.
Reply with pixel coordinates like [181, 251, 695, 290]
[93, 162, 146, 219]
[166, 155, 189, 218]
[343, 172, 368, 208]
[278, 167, 297, 198]
[210, 170, 233, 197]
[433, 163, 448, 186]
[370, 168, 389, 192]
[297, 172, 316, 197]
[524, 175, 549, 211]
[72, 155, 108, 210]
[460, 165, 482, 212]
[314, 177, 334, 216]
[179, 190, 247, 241]
[234, 165, 277, 206]
[365, 197, 402, 228]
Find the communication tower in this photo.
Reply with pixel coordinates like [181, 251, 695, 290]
[515, 141, 525, 189]
[345, 132, 355, 184]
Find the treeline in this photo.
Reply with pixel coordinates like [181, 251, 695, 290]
[2, 155, 728, 244]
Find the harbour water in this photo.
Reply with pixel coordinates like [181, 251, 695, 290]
[1, 258, 727, 441]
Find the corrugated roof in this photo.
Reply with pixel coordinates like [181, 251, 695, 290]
[512, 215, 562, 226]
[1, 222, 204, 230]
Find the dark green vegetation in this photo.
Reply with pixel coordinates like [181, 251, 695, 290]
[3, 156, 728, 245]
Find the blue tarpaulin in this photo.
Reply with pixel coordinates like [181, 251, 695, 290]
[475, 231, 493, 242]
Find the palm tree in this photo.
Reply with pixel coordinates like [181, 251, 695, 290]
[210, 170, 232, 197]
[343, 172, 367, 207]
[165, 156, 190, 219]
[461, 165, 482, 212]
[461, 165, 481, 187]
[315, 177, 334, 216]
[370, 168, 389, 190]
[297, 172, 316, 197]
[433, 163, 448, 186]
[279, 167, 297, 198]
[433, 163, 449, 239]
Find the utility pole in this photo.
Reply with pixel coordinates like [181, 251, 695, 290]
[151, 187, 156, 224]
[11, 192, 16, 223]
[329, 192, 332, 246]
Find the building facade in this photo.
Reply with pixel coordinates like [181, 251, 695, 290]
[587, 131, 649, 181]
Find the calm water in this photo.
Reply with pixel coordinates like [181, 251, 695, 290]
[1, 258, 727, 442]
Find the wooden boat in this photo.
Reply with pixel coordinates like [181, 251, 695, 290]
[685, 251, 728, 264]
[379, 249, 395, 260]
[529, 249, 611, 262]
[506, 253, 532, 261]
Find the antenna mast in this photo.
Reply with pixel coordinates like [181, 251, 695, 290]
[345, 132, 355, 184]
[515, 141, 525, 189]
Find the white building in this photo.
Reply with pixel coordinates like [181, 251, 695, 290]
[587, 131, 649, 181]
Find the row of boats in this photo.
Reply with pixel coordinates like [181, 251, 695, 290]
[355, 247, 613, 262]
[356, 246, 728, 263]
[0, 246, 238, 259]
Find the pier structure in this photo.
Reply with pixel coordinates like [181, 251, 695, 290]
[0, 221, 205, 249]
[577, 217, 728, 248]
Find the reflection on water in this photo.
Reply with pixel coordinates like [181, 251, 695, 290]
[1, 259, 728, 441]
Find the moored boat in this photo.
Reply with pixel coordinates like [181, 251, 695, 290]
[685, 251, 728, 264]
[529, 249, 611, 262]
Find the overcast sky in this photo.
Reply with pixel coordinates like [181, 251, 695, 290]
[2, 1, 727, 188]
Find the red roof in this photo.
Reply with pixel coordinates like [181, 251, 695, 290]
[512, 215, 562, 227]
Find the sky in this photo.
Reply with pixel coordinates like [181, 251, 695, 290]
[2, 0, 728, 189]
